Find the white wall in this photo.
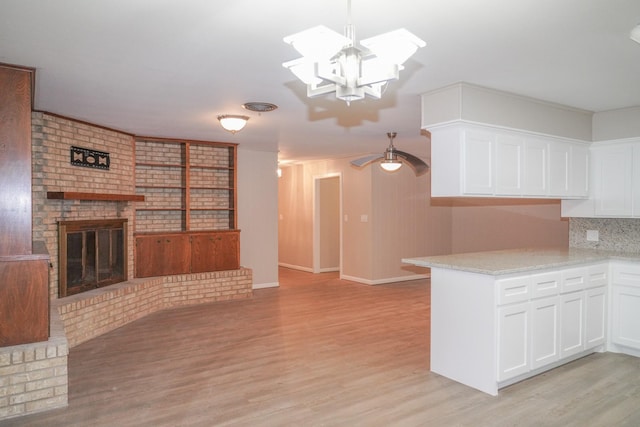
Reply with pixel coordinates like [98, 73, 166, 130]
[238, 148, 279, 289]
[593, 107, 640, 141]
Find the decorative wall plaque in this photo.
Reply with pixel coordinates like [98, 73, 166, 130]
[70, 146, 110, 170]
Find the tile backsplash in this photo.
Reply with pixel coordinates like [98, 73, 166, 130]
[570, 218, 640, 253]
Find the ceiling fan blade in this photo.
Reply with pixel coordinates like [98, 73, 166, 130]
[395, 150, 430, 176]
[351, 154, 384, 167]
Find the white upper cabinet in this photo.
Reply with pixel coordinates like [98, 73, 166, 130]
[430, 123, 589, 199]
[494, 134, 522, 195]
[522, 138, 548, 196]
[594, 144, 633, 216]
[562, 139, 640, 218]
[463, 129, 494, 195]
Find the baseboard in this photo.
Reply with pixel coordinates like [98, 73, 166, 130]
[253, 281, 280, 289]
[318, 267, 339, 273]
[340, 273, 430, 285]
[278, 262, 313, 273]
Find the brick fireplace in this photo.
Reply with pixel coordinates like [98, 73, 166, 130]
[0, 111, 253, 422]
[58, 219, 127, 297]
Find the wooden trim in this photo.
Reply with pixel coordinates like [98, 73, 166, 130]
[47, 191, 145, 202]
[135, 135, 238, 148]
[185, 143, 191, 230]
[134, 229, 240, 237]
[0, 62, 35, 108]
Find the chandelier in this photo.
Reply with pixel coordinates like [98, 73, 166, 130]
[282, 1, 425, 105]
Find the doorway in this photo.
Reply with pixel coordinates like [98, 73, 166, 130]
[313, 174, 342, 274]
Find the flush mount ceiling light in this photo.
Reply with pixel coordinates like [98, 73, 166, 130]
[217, 115, 249, 134]
[631, 24, 640, 44]
[282, 0, 425, 105]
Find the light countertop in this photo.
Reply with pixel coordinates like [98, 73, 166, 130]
[402, 247, 640, 275]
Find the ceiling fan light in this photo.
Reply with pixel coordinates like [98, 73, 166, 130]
[217, 115, 249, 134]
[380, 159, 402, 172]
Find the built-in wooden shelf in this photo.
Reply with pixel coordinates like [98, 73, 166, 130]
[47, 191, 145, 202]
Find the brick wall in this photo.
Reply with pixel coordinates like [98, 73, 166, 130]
[0, 310, 68, 420]
[31, 112, 137, 299]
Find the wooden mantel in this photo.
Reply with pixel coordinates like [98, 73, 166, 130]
[47, 191, 145, 202]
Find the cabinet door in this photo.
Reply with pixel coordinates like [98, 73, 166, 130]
[191, 232, 240, 273]
[611, 285, 640, 350]
[462, 130, 494, 195]
[494, 134, 522, 195]
[530, 296, 560, 369]
[594, 144, 633, 216]
[214, 232, 240, 271]
[523, 138, 548, 196]
[585, 287, 607, 349]
[633, 143, 640, 216]
[569, 144, 589, 198]
[135, 234, 191, 277]
[559, 292, 585, 358]
[497, 303, 530, 381]
[190, 233, 218, 273]
[549, 142, 570, 197]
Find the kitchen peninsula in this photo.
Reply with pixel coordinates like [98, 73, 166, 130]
[403, 247, 640, 396]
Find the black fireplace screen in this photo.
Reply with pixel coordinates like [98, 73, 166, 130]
[59, 219, 127, 297]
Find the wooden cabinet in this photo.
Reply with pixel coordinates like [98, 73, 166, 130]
[135, 230, 240, 278]
[134, 138, 239, 277]
[191, 231, 239, 273]
[0, 245, 50, 346]
[0, 64, 50, 346]
[0, 65, 33, 256]
[430, 122, 589, 198]
[135, 233, 191, 277]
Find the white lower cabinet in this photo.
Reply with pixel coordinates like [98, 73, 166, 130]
[529, 296, 560, 370]
[585, 287, 607, 348]
[611, 262, 640, 351]
[429, 259, 617, 396]
[559, 292, 585, 358]
[497, 303, 529, 381]
[496, 263, 607, 384]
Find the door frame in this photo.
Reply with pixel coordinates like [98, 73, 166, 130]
[313, 173, 343, 274]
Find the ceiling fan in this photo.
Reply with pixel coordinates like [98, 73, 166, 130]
[350, 132, 429, 176]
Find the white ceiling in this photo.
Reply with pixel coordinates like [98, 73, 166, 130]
[1, 0, 640, 164]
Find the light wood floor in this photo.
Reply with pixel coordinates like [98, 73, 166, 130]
[7, 268, 640, 427]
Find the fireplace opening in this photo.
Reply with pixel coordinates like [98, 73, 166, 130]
[58, 219, 127, 297]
